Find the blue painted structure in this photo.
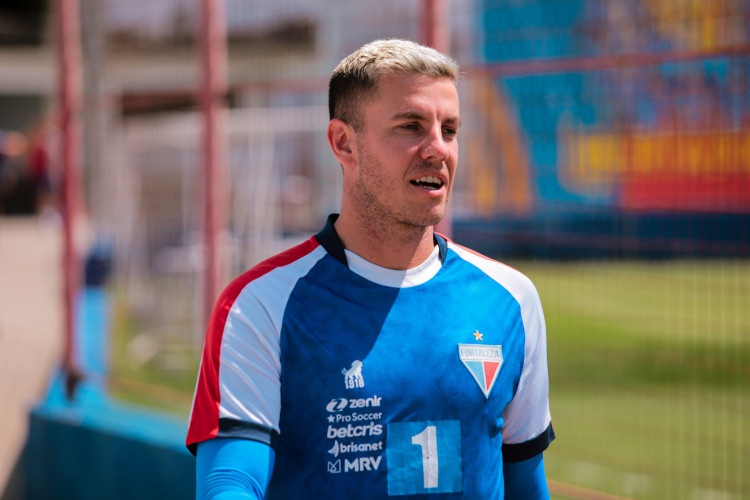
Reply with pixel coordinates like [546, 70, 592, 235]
[26, 376, 194, 500]
[454, 209, 750, 260]
[12, 272, 195, 499]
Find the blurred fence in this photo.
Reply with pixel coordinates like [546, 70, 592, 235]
[84, 0, 478, 406]
[57, 0, 750, 499]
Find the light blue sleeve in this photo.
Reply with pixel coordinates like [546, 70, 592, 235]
[196, 438, 276, 500]
[503, 453, 550, 500]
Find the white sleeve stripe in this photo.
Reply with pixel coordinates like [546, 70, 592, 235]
[217, 246, 328, 434]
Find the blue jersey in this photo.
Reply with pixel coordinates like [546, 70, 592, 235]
[187, 215, 554, 498]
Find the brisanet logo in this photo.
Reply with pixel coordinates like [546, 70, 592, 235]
[328, 440, 384, 457]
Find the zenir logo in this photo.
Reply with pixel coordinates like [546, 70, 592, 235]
[326, 398, 348, 412]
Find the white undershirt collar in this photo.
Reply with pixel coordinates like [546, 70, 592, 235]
[344, 245, 442, 288]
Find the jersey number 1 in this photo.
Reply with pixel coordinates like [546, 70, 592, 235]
[411, 425, 438, 488]
[386, 420, 462, 495]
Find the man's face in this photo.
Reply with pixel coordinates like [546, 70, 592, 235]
[349, 73, 460, 230]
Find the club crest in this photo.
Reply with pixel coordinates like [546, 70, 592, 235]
[458, 344, 502, 399]
[342, 360, 365, 389]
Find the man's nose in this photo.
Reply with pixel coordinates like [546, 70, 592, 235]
[421, 126, 450, 161]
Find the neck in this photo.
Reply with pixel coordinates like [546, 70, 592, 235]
[334, 211, 436, 270]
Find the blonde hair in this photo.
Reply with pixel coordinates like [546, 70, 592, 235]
[329, 39, 459, 130]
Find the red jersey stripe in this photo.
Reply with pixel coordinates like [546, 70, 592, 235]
[186, 236, 321, 449]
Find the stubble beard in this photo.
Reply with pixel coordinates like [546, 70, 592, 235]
[352, 151, 447, 240]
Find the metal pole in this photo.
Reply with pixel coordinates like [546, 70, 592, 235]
[420, 0, 449, 54]
[420, 0, 452, 237]
[56, 0, 83, 398]
[81, 0, 108, 231]
[199, 0, 228, 327]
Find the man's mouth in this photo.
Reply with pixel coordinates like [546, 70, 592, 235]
[410, 175, 444, 191]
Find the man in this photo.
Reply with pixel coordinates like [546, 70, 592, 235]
[187, 39, 555, 499]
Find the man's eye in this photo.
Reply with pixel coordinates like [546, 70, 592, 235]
[401, 123, 420, 131]
[443, 128, 457, 139]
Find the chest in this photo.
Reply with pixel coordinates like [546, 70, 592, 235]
[277, 267, 527, 423]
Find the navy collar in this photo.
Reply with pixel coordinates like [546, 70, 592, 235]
[314, 214, 447, 268]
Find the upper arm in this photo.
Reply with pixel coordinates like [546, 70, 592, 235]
[196, 438, 276, 500]
[186, 271, 291, 453]
[501, 276, 555, 460]
[503, 453, 550, 500]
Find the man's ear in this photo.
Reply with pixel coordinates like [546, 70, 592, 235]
[327, 118, 357, 168]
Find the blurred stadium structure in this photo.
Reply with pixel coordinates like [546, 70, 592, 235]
[1, 0, 749, 499]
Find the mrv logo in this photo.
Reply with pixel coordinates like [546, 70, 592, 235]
[326, 395, 382, 413]
[346, 456, 381, 472]
[327, 456, 382, 474]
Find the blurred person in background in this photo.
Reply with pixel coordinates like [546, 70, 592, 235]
[26, 121, 53, 216]
[187, 39, 554, 499]
[0, 129, 32, 215]
[0, 131, 8, 207]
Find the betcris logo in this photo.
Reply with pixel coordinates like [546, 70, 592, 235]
[327, 422, 383, 439]
[326, 395, 382, 413]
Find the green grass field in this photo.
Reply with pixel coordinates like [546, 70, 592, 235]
[515, 259, 750, 500]
[110, 259, 750, 499]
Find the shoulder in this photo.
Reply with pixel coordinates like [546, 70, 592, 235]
[445, 239, 540, 305]
[228, 236, 322, 293]
[209, 236, 325, 325]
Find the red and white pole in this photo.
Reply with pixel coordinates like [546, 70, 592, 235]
[56, 0, 83, 398]
[420, 0, 449, 55]
[199, 0, 228, 327]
